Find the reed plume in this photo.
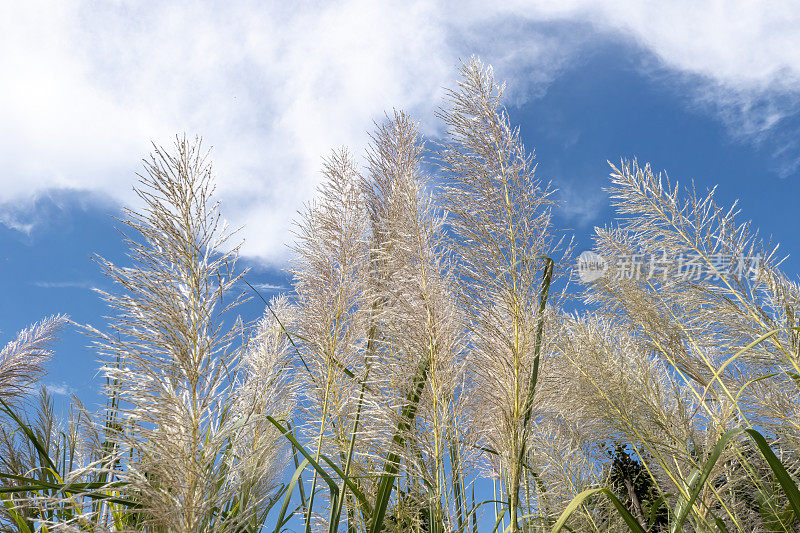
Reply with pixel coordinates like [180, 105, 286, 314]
[290, 147, 372, 530]
[436, 57, 564, 531]
[0, 315, 67, 404]
[87, 137, 290, 531]
[3, 59, 800, 533]
[362, 111, 469, 531]
[561, 160, 800, 531]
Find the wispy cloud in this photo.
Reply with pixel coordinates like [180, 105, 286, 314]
[555, 181, 606, 227]
[247, 282, 287, 293]
[0, 1, 586, 264]
[32, 280, 94, 289]
[2, 1, 798, 263]
[45, 382, 72, 396]
[0, 211, 34, 234]
[688, 83, 800, 178]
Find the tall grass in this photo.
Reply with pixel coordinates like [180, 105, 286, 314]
[2, 59, 799, 532]
[0, 316, 67, 404]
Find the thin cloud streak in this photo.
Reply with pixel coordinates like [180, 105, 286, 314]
[32, 281, 95, 290]
[250, 283, 286, 292]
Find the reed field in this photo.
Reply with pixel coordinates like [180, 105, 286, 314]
[2, 58, 799, 532]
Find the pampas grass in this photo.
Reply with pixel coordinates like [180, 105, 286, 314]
[79, 137, 294, 532]
[0, 315, 67, 404]
[436, 58, 568, 532]
[2, 61, 799, 533]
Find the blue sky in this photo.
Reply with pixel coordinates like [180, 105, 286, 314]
[2, 2, 800, 415]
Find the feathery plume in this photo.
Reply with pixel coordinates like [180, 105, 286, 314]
[87, 137, 283, 531]
[363, 111, 468, 531]
[436, 57, 564, 530]
[0, 314, 67, 404]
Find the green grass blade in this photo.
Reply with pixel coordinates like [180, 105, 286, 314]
[512, 257, 554, 529]
[744, 429, 800, 523]
[276, 458, 310, 533]
[331, 377, 370, 529]
[714, 516, 731, 532]
[1, 493, 35, 533]
[491, 506, 507, 533]
[0, 398, 58, 475]
[368, 353, 431, 533]
[521, 256, 554, 429]
[671, 468, 701, 532]
[551, 487, 646, 533]
[265, 418, 372, 517]
[315, 454, 371, 515]
[266, 416, 340, 504]
[671, 427, 800, 533]
[287, 422, 310, 521]
[450, 440, 464, 532]
[669, 429, 743, 533]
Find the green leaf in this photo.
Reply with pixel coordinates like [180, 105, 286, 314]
[368, 352, 432, 533]
[671, 428, 800, 533]
[276, 458, 310, 532]
[0, 398, 58, 476]
[1, 492, 35, 533]
[745, 429, 800, 524]
[551, 487, 646, 533]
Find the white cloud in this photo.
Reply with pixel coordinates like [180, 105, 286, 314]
[32, 281, 94, 289]
[0, 212, 35, 235]
[250, 282, 286, 292]
[1, 1, 799, 263]
[555, 181, 606, 227]
[45, 382, 73, 396]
